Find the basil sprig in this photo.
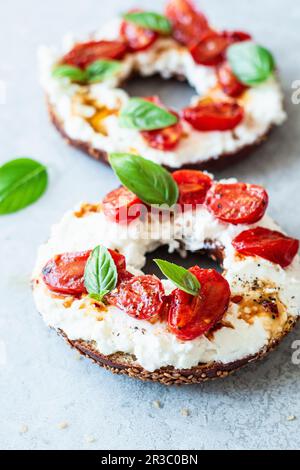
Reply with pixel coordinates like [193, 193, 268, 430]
[227, 42, 275, 86]
[52, 59, 121, 84]
[109, 153, 179, 207]
[154, 259, 200, 296]
[84, 245, 118, 301]
[123, 11, 172, 34]
[0, 158, 48, 215]
[119, 98, 178, 130]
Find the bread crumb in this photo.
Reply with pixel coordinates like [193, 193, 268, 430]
[152, 400, 162, 409]
[180, 408, 190, 417]
[287, 415, 296, 421]
[84, 435, 96, 443]
[19, 424, 28, 434]
[57, 421, 69, 430]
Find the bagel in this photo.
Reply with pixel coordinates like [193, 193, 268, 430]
[32, 156, 300, 385]
[39, 0, 286, 170]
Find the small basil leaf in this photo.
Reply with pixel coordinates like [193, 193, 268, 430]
[86, 59, 121, 83]
[52, 64, 87, 83]
[119, 97, 178, 130]
[109, 153, 179, 207]
[84, 245, 118, 301]
[123, 11, 172, 34]
[0, 158, 48, 215]
[227, 42, 275, 86]
[154, 259, 200, 296]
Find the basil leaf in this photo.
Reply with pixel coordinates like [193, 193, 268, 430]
[154, 259, 200, 296]
[123, 11, 172, 34]
[84, 245, 118, 301]
[227, 42, 275, 86]
[0, 158, 48, 215]
[52, 64, 87, 83]
[119, 98, 178, 130]
[86, 59, 121, 83]
[109, 153, 179, 207]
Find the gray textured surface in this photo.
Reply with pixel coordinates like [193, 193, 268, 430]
[1, 0, 300, 451]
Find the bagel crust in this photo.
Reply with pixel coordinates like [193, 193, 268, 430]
[39, 14, 286, 170]
[61, 315, 298, 385]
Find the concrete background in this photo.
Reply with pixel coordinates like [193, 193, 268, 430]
[1, 0, 300, 450]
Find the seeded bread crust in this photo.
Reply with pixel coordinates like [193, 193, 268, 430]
[57, 315, 298, 385]
[48, 100, 272, 172]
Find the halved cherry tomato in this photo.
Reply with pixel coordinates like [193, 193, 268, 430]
[165, 0, 209, 46]
[189, 31, 229, 66]
[205, 183, 269, 225]
[182, 101, 244, 131]
[42, 249, 128, 295]
[168, 266, 231, 341]
[62, 40, 128, 69]
[120, 13, 158, 52]
[232, 227, 299, 268]
[140, 96, 184, 151]
[222, 30, 252, 44]
[106, 275, 165, 320]
[103, 186, 144, 225]
[172, 170, 212, 208]
[217, 62, 248, 97]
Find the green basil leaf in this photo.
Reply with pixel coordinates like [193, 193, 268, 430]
[84, 245, 118, 301]
[52, 64, 87, 83]
[227, 42, 275, 86]
[109, 153, 179, 207]
[154, 259, 200, 296]
[0, 158, 48, 215]
[86, 59, 121, 83]
[119, 98, 178, 130]
[123, 11, 172, 34]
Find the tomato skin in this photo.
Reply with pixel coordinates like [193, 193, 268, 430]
[103, 186, 144, 225]
[217, 62, 248, 97]
[172, 170, 212, 208]
[120, 18, 158, 52]
[106, 275, 166, 320]
[189, 31, 229, 66]
[182, 101, 244, 131]
[165, 0, 209, 46]
[42, 249, 128, 295]
[232, 227, 299, 268]
[62, 40, 127, 69]
[222, 30, 252, 44]
[205, 183, 269, 225]
[168, 266, 231, 341]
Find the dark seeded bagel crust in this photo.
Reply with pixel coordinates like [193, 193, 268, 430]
[58, 316, 298, 385]
[48, 100, 273, 171]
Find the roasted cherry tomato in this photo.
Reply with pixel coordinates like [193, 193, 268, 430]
[42, 249, 128, 295]
[205, 183, 269, 225]
[172, 170, 212, 208]
[182, 100, 244, 131]
[232, 227, 299, 268]
[217, 62, 248, 97]
[168, 266, 231, 341]
[62, 40, 128, 69]
[165, 0, 209, 45]
[222, 30, 252, 44]
[106, 275, 165, 320]
[103, 186, 144, 225]
[189, 31, 229, 66]
[120, 12, 158, 52]
[140, 96, 184, 150]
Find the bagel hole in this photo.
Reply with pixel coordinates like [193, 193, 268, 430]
[123, 75, 195, 111]
[144, 245, 222, 279]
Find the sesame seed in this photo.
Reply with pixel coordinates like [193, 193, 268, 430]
[84, 435, 96, 443]
[57, 421, 69, 430]
[180, 408, 190, 417]
[287, 415, 296, 422]
[19, 424, 28, 434]
[152, 400, 162, 409]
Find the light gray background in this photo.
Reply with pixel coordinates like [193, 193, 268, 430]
[1, 0, 300, 451]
